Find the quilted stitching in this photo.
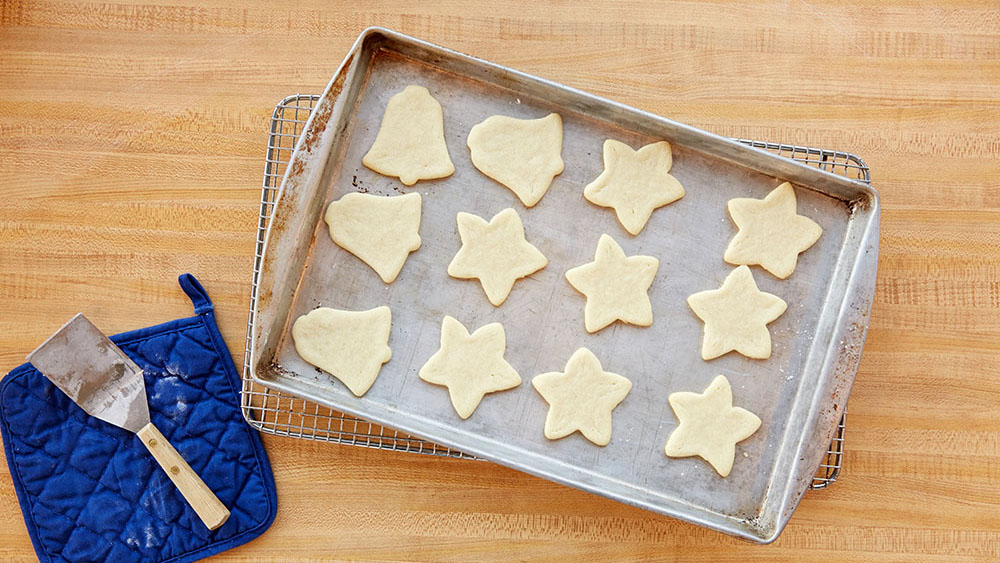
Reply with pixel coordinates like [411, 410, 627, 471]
[0, 276, 277, 563]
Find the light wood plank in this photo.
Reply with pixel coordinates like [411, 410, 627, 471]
[1, 1, 997, 561]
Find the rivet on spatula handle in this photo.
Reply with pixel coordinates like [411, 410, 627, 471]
[136, 423, 230, 530]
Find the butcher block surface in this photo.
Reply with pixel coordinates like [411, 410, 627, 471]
[0, 1, 997, 561]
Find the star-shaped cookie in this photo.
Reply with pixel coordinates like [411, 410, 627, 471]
[687, 265, 787, 360]
[418, 316, 522, 419]
[724, 182, 823, 279]
[531, 348, 632, 446]
[447, 208, 548, 306]
[565, 234, 659, 333]
[583, 139, 685, 236]
[664, 375, 761, 477]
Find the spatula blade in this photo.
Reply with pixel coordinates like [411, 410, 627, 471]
[27, 314, 150, 433]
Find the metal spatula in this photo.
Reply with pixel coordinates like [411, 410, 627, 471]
[28, 313, 230, 530]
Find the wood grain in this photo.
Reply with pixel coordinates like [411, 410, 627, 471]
[1, 1, 998, 561]
[137, 422, 231, 531]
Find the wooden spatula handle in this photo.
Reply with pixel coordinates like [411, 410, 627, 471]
[137, 422, 230, 530]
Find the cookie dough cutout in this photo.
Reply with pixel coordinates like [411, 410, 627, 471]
[531, 348, 632, 446]
[584, 140, 685, 235]
[362, 85, 455, 186]
[292, 306, 392, 397]
[324, 192, 422, 283]
[724, 182, 823, 279]
[447, 208, 548, 306]
[565, 234, 659, 333]
[687, 265, 787, 360]
[467, 113, 564, 207]
[418, 316, 522, 419]
[665, 375, 761, 477]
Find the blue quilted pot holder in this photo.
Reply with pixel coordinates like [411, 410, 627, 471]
[0, 274, 277, 563]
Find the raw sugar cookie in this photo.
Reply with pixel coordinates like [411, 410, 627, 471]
[447, 208, 548, 306]
[362, 85, 454, 185]
[565, 234, 659, 333]
[418, 316, 521, 419]
[583, 140, 685, 235]
[467, 113, 564, 207]
[531, 348, 632, 446]
[324, 192, 422, 283]
[724, 182, 822, 279]
[292, 306, 392, 397]
[664, 375, 761, 477]
[687, 266, 786, 360]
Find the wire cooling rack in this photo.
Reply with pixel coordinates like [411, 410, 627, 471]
[242, 94, 865, 488]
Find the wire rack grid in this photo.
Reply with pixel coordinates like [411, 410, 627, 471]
[241, 94, 864, 488]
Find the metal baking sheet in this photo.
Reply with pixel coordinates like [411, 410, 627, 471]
[250, 28, 879, 543]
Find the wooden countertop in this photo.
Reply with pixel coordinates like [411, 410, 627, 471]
[1, 1, 997, 560]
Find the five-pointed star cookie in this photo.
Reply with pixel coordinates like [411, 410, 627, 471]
[531, 348, 632, 446]
[418, 316, 522, 419]
[724, 182, 823, 279]
[565, 234, 659, 333]
[664, 375, 762, 477]
[447, 208, 548, 306]
[687, 265, 787, 360]
[584, 139, 685, 236]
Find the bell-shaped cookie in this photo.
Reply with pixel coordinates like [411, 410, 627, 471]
[362, 85, 454, 186]
[291, 306, 393, 397]
[324, 192, 422, 283]
[467, 113, 564, 207]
